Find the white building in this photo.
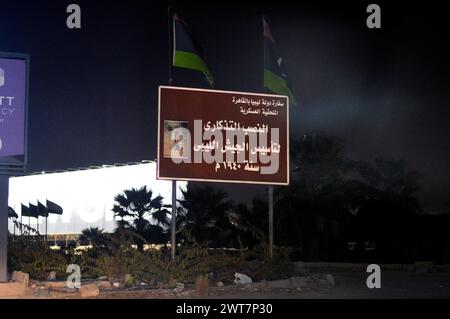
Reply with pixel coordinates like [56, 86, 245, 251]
[7, 161, 186, 235]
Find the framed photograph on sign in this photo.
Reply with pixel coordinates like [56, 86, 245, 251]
[163, 120, 189, 159]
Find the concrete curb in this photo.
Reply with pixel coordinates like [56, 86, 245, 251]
[292, 261, 450, 273]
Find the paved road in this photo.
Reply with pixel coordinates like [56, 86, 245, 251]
[210, 272, 450, 299]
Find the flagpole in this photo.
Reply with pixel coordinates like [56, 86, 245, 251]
[262, 15, 275, 259]
[13, 204, 16, 240]
[168, 5, 177, 260]
[45, 199, 48, 245]
[268, 186, 274, 259]
[168, 5, 174, 86]
[45, 216, 48, 245]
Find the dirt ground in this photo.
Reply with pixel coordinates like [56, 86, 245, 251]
[15, 271, 450, 299]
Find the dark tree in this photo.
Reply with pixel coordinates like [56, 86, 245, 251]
[79, 227, 109, 247]
[275, 133, 355, 260]
[177, 184, 234, 247]
[112, 186, 170, 250]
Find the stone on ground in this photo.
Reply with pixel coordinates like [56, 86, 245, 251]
[234, 273, 252, 285]
[79, 284, 100, 298]
[174, 282, 185, 293]
[195, 275, 209, 298]
[0, 282, 27, 297]
[12, 271, 29, 287]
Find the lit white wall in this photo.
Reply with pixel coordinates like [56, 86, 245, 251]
[7, 162, 186, 235]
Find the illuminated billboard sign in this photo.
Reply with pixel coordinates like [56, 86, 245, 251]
[8, 162, 186, 235]
[0, 53, 29, 167]
[157, 86, 289, 185]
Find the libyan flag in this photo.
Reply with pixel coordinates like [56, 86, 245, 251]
[172, 12, 214, 87]
[263, 17, 297, 107]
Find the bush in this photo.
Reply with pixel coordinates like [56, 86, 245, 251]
[8, 237, 68, 280]
[8, 235, 294, 284]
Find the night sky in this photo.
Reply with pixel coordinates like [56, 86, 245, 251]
[1, 1, 449, 213]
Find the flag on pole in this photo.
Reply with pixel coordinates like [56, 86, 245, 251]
[172, 12, 215, 87]
[29, 203, 39, 218]
[21, 203, 38, 218]
[46, 199, 63, 215]
[8, 207, 18, 219]
[263, 16, 297, 106]
[21, 204, 30, 217]
[38, 201, 49, 217]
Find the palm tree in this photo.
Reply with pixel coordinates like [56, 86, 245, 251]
[79, 227, 108, 247]
[177, 184, 234, 247]
[112, 186, 170, 251]
[233, 198, 271, 252]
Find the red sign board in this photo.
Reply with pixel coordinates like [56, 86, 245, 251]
[157, 86, 289, 185]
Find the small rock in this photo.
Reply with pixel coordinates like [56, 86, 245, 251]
[12, 271, 30, 287]
[47, 271, 57, 281]
[79, 284, 100, 298]
[216, 281, 224, 287]
[174, 283, 185, 293]
[234, 273, 252, 285]
[113, 282, 121, 288]
[195, 275, 209, 298]
[139, 282, 148, 286]
[0, 282, 27, 297]
[96, 276, 108, 281]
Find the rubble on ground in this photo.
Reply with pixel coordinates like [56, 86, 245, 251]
[1, 268, 339, 299]
[234, 272, 252, 285]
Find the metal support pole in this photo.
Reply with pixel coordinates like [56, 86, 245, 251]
[268, 186, 274, 259]
[46, 216, 48, 244]
[0, 175, 10, 282]
[13, 204, 16, 239]
[171, 180, 177, 260]
[168, 6, 176, 260]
